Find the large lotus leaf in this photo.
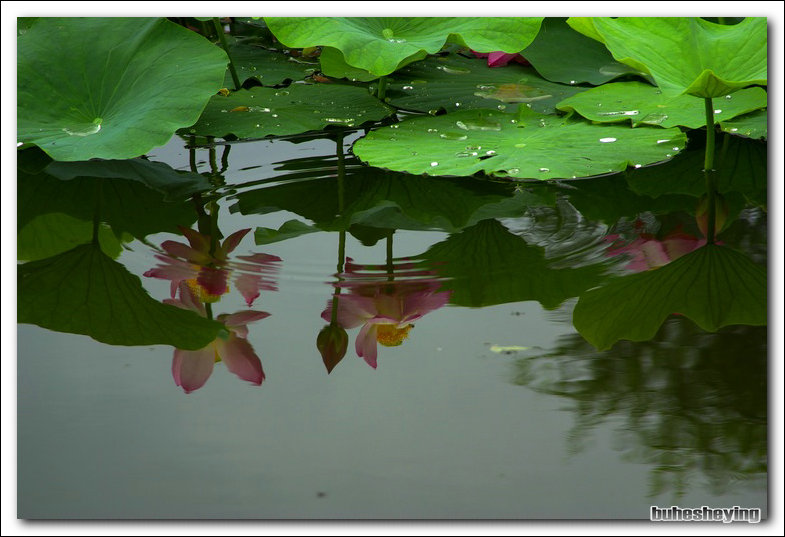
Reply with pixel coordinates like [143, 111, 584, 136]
[557, 82, 767, 129]
[720, 109, 768, 140]
[416, 219, 606, 309]
[353, 106, 687, 180]
[233, 155, 520, 233]
[522, 17, 646, 86]
[385, 54, 586, 115]
[573, 244, 767, 350]
[223, 43, 318, 87]
[186, 84, 394, 138]
[567, 17, 767, 98]
[264, 17, 543, 77]
[18, 166, 197, 240]
[18, 243, 224, 349]
[17, 18, 228, 161]
[626, 135, 767, 201]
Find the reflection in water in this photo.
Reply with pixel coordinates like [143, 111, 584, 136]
[144, 226, 281, 307]
[322, 257, 451, 369]
[165, 282, 270, 393]
[515, 318, 767, 500]
[144, 225, 282, 392]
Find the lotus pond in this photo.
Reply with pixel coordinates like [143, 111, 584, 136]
[16, 16, 769, 520]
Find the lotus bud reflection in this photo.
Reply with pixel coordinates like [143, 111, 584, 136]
[317, 323, 349, 374]
[321, 258, 451, 369]
[144, 226, 280, 307]
[166, 282, 269, 394]
[696, 193, 729, 239]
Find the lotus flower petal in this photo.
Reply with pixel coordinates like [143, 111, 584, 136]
[172, 346, 216, 393]
[216, 334, 265, 385]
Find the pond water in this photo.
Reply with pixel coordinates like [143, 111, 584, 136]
[16, 124, 768, 520]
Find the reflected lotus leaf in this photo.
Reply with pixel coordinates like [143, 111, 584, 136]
[557, 82, 767, 129]
[385, 54, 586, 115]
[17, 18, 228, 161]
[522, 17, 646, 85]
[18, 243, 224, 349]
[18, 213, 124, 262]
[255, 219, 320, 245]
[573, 244, 767, 350]
[567, 17, 767, 98]
[417, 219, 607, 309]
[186, 84, 395, 138]
[353, 106, 687, 180]
[234, 156, 521, 233]
[18, 162, 199, 241]
[265, 17, 543, 77]
[625, 135, 766, 203]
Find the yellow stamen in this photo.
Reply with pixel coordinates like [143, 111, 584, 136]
[376, 324, 413, 347]
[186, 278, 229, 304]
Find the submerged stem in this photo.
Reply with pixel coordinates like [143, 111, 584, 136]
[213, 17, 241, 91]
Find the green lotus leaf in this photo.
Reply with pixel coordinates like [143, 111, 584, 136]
[264, 17, 543, 77]
[319, 46, 428, 82]
[18, 243, 224, 349]
[557, 82, 767, 129]
[522, 17, 646, 86]
[186, 84, 395, 138]
[17, 17, 228, 161]
[417, 219, 606, 309]
[223, 43, 318, 87]
[720, 109, 768, 140]
[385, 54, 586, 115]
[567, 17, 767, 98]
[573, 244, 767, 350]
[353, 106, 687, 180]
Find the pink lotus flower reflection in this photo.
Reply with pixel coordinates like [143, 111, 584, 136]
[166, 282, 269, 394]
[321, 259, 451, 369]
[144, 226, 280, 307]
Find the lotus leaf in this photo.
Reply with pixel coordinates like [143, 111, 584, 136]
[567, 17, 767, 98]
[573, 244, 767, 350]
[223, 43, 318, 87]
[265, 17, 543, 76]
[522, 17, 646, 85]
[720, 109, 768, 140]
[557, 82, 767, 129]
[353, 106, 686, 180]
[385, 54, 586, 115]
[17, 17, 228, 161]
[186, 84, 395, 138]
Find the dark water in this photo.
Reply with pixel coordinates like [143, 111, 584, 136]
[16, 127, 768, 520]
